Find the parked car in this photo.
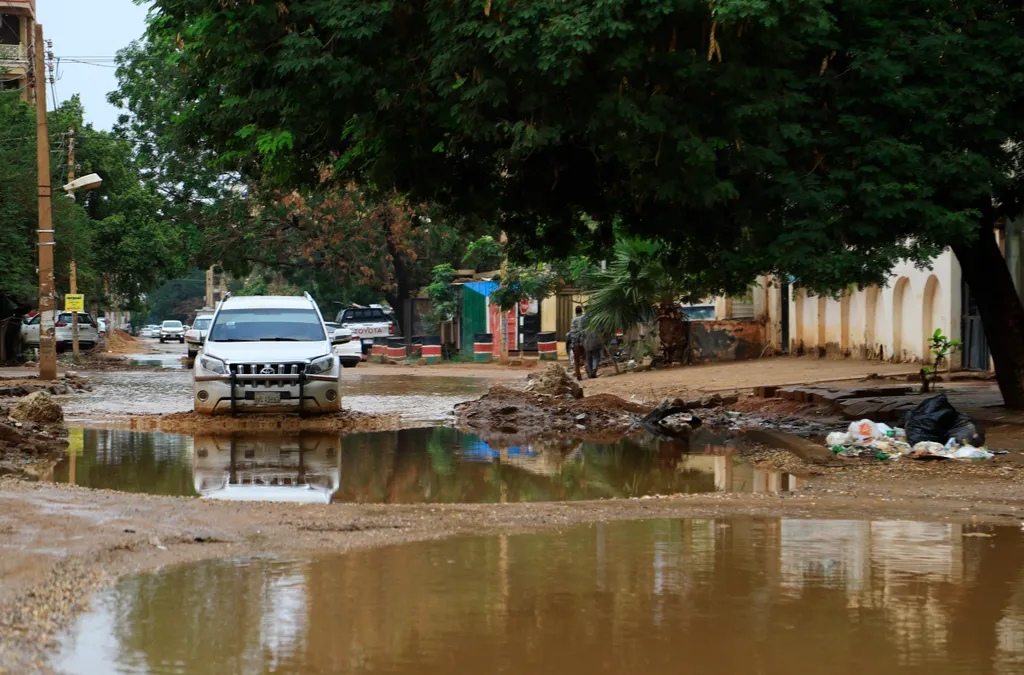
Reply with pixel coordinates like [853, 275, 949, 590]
[184, 314, 214, 360]
[192, 293, 344, 414]
[159, 320, 185, 343]
[21, 312, 100, 351]
[141, 324, 161, 338]
[325, 322, 360, 368]
[336, 306, 399, 354]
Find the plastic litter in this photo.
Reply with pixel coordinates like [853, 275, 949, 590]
[951, 445, 994, 460]
[848, 420, 891, 443]
[826, 431, 851, 447]
[900, 394, 968, 445]
[825, 404, 993, 461]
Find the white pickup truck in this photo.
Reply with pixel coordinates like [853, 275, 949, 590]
[336, 307, 399, 354]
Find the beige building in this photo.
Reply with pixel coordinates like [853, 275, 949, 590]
[0, 0, 35, 100]
[733, 246, 996, 369]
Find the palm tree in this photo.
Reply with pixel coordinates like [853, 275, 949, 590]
[584, 238, 705, 363]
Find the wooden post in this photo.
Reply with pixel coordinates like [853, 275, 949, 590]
[35, 24, 57, 381]
[499, 232, 509, 364]
[67, 127, 80, 357]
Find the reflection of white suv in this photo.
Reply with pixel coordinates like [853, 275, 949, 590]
[160, 320, 185, 343]
[192, 293, 345, 415]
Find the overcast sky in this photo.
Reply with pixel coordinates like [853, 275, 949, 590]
[38, 0, 151, 129]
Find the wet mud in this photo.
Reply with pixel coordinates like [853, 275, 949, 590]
[454, 386, 650, 444]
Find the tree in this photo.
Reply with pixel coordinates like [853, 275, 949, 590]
[142, 0, 1024, 406]
[585, 238, 707, 363]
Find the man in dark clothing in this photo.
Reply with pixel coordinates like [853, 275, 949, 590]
[567, 306, 586, 380]
[582, 324, 603, 378]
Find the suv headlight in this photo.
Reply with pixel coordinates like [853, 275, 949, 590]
[306, 354, 336, 375]
[199, 355, 226, 374]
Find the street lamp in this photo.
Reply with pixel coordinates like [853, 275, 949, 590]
[62, 146, 103, 357]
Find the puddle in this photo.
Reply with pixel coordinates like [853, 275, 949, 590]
[62, 372, 494, 422]
[53, 427, 800, 503]
[56, 517, 1024, 674]
[127, 352, 188, 369]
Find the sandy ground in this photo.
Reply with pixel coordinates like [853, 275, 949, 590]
[0, 353, 1010, 673]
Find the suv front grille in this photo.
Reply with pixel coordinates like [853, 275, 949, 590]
[229, 363, 305, 388]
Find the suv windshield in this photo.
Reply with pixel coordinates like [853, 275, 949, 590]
[209, 308, 326, 342]
[193, 317, 212, 330]
[162, 321, 183, 328]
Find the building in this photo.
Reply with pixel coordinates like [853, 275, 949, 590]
[740, 244, 994, 370]
[0, 1, 35, 100]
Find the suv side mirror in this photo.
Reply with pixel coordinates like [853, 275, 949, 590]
[332, 328, 353, 345]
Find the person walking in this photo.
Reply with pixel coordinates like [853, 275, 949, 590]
[583, 324, 603, 378]
[567, 306, 586, 380]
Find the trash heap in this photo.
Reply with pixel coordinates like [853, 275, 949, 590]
[824, 394, 993, 460]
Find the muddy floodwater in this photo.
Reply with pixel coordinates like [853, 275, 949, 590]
[54, 427, 799, 503]
[63, 371, 496, 422]
[57, 517, 1024, 674]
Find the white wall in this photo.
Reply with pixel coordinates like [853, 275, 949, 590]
[783, 249, 959, 363]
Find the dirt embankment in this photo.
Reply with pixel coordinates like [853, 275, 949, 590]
[454, 385, 650, 445]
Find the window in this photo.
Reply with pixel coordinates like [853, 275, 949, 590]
[209, 308, 326, 342]
[193, 317, 212, 330]
[57, 313, 93, 324]
[162, 320, 183, 328]
[0, 15, 21, 47]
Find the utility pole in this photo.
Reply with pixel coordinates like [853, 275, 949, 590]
[34, 23, 57, 381]
[205, 267, 214, 307]
[498, 232, 510, 364]
[67, 127, 80, 357]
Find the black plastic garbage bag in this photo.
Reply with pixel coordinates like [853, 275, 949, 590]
[900, 394, 961, 445]
[948, 413, 986, 447]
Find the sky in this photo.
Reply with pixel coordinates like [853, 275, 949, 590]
[38, 0, 151, 130]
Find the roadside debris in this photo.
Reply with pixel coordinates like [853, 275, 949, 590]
[9, 391, 64, 424]
[525, 364, 584, 399]
[824, 395, 992, 460]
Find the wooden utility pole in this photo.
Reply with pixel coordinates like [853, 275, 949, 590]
[498, 232, 509, 364]
[67, 127, 80, 357]
[205, 267, 214, 307]
[34, 24, 57, 381]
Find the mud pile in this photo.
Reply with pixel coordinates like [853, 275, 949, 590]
[525, 364, 583, 399]
[130, 409, 402, 434]
[454, 386, 650, 445]
[1, 395, 68, 479]
[0, 373, 91, 397]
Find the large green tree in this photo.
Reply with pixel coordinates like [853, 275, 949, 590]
[139, 0, 1024, 404]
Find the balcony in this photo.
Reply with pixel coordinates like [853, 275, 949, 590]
[0, 42, 27, 75]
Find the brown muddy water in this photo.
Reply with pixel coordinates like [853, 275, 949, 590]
[62, 372, 497, 422]
[53, 427, 800, 503]
[55, 517, 1023, 675]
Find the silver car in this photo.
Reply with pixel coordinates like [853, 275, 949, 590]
[192, 293, 346, 415]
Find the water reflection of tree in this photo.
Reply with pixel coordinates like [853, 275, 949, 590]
[332, 428, 715, 503]
[53, 429, 196, 496]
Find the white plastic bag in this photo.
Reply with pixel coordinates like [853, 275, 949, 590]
[952, 446, 994, 460]
[912, 441, 948, 455]
[826, 431, 851, 448]
[848, 419, 887, 442]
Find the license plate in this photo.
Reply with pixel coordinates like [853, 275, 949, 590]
[253, 392, 281, 405]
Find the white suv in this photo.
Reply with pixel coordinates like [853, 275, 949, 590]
[192, 293, 345, 415]
[22, 312, 100, 351]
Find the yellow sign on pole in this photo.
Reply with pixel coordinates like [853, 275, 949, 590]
[65, 294, 85, 312]
[67, 428, 84, 456]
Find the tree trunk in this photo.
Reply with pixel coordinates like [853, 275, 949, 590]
[952, 228, 1024, 409]
[384, 216, 412, 338]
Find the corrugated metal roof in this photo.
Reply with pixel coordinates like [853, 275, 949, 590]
[463, 281, 498, 295]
